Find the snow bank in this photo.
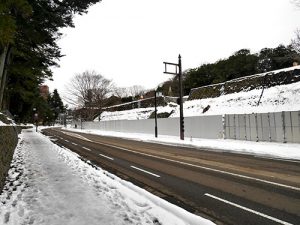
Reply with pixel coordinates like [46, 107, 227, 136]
[65, 128, 300, 161]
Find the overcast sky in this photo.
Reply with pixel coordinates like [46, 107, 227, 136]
[47, 0, 300, 96]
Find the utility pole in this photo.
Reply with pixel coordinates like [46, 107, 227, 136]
[163, 55, 184, 140]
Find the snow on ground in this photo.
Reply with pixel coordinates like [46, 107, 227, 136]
[2, 116, 18, 126]
[100, 104, 176, 121]
[99, 81, 300, 121]
[65, 127, 300, 161]
[0, 128, 214, 225]
[100, 108, 153, 121]
[172, 81, 300, 117]
[0, 114, 5, 125]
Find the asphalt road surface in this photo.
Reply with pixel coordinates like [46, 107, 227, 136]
[42, 127, 300, 225]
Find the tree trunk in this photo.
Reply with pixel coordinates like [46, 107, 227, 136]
[0, 46, 8, 92]
[0, 45, 12, 110]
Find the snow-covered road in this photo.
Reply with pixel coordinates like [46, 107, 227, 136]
[0, 128, 214, 225]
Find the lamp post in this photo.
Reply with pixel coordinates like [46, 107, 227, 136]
[33, 107, 38, 132]
[163, 55, 184, 140]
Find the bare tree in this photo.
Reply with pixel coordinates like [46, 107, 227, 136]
[113, 87, 128, 98]
[127, 85, 146, 98]
[113, 85, 146, 99]
[292, 29, 300, 54]
[65, 70, 113, 120]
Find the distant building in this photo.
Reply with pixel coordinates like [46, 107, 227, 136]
[39, 85, 49, 100]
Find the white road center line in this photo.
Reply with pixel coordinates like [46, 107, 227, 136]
[91, 141, 300, 191]
[99, 154, 114, 161]
[64, 140, 69, 143]
[61, 131, 91, 141]
[82, 147, 91, 151]
[130, 166, 160, 178]
[59, 131, 300, 191]
[204, 193, 293, 225]
[71, 142, 78, 146]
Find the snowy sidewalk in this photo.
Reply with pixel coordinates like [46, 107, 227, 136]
[0, 128, 214, 225]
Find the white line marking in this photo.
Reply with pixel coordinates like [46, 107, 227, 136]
[71, 142, 78, 146]
[61, 131, 91, 141]
[259, 156, 300, 164]
[91, 141, 300, 191]
[204, 193, 293, 225]
[130, 166, 160, 178]
[64, 140, 69, 143]
[82, 147, 91, 151]
[57, 131, 300, 192]
[99, 154, 114, 161]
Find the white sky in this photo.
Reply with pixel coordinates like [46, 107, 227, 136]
[47, 0, 300, 96]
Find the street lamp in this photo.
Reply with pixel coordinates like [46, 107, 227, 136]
[33, 107, 38, 132]
[163, 55, 184, 140]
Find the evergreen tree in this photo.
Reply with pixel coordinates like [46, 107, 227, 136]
[0, 0, 102, 120]
[48, 89, 65, 120]
[257, 45, 299, 73]
[178, 45, 299, 95]
[0, 0, 32, 108]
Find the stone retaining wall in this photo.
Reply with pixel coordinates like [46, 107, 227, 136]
[189, 67, 300, 100]
[0, 126, 19, 193]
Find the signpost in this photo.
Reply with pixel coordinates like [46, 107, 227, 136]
[163, 55, 184, 140]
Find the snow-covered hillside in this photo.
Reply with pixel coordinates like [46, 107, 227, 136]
[99, 80, 300, 121]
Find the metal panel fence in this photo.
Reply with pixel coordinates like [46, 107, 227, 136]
[224, 111, 300, 143]
[80, 115, 223, 140]
[77, 111, 300, 143]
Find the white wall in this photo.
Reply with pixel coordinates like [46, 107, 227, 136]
[77, 111, 300, 143]
[81, 115, 224, 139]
